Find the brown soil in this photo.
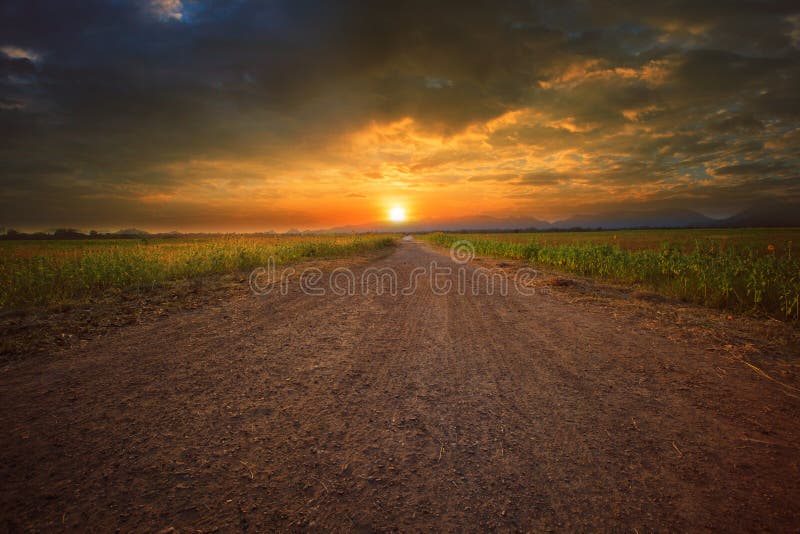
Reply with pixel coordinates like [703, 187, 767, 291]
[1, 240, 799, 531]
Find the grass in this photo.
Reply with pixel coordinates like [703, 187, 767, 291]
[421, 229, 800, 320]
[0, 235, 396, 309]
[446, 228, 799, 255]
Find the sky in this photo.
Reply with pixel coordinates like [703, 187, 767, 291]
[1, 0, 800, 232]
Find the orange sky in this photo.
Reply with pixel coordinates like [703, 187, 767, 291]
[2, 1, 799, 232]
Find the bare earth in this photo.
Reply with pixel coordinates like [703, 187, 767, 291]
[2, 240, 799, 532]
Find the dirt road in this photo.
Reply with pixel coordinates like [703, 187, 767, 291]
[2, 240, 799, 531]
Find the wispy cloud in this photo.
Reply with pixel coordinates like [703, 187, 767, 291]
[0, 45, 40, 62]
[149, 0, 184, 21]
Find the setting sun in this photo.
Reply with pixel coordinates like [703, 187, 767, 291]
[389, 206, 406, 223]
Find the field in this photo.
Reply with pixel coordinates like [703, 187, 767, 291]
[3, 229, 799, 319]
[0, 235, 395, 310]
[3, 235, 799, 531]
[421, 228, 800, 319]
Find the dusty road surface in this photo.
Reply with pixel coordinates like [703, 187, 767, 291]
[2, 239, 799, 531]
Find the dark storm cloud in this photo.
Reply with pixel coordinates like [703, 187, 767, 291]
[713, 160, 793, 177]
[708, 114, 764, 134]
[1, 0, 800, 229]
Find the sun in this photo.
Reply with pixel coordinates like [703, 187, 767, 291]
[388, 206, 406, 223]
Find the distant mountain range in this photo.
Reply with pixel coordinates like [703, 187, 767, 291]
[113, 228, 151, 236]
[3, 202, 799, 238]
[325, 201, 800, 233]
[718, 202, 800, 228]
[549, 209, 717, 230]
[327, 215, 552, 234]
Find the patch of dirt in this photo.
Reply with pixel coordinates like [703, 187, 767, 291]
[1, 241, 798, 531]
[474, 253, 800, 377]
[631, 289, 668, 303]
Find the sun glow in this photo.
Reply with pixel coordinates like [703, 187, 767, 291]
[389, 206, 407, 223]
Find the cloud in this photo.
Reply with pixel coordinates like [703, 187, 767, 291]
[149, 0, 183, 21]
[468, 173, 518, 182]
[0, 0, 799, 230]
[711, 161, 793, 178]
[0, 45, 40, 62]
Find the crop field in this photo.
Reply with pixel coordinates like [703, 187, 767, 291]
[0, 235, 395, 309]
[422, 228, 800, 319]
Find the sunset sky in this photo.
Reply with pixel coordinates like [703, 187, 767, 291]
[2, 1, 800, 231]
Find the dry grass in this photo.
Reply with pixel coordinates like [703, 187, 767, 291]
[422, 229, 800, 319]
[0, 235, 396, 310]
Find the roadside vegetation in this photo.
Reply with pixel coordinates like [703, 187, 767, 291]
[0, 235, 395, 309]
[422, 229, 800, 319]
